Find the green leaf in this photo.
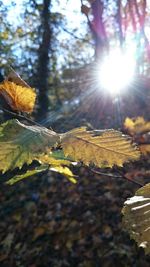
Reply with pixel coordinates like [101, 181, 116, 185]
[0, 119, 60, 173]
[6, 165, 49, 185]
[122, 183, 150, 254]
[50, 150, 72, 161]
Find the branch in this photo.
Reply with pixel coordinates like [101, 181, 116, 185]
[61, 26, 93, 44]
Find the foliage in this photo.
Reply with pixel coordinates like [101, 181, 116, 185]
[0, 70, 139, 180]
[0, 119, 60, 173]
[122, 115, 150, 254]
[61, 127, 140, 168]
[124, 117, 150, 136]
[0, 118, 140, 182]
[122, 183, 150, 254]
[0, 80, 35, 113]
[124, 116, 150, 157]
[1, 70, 150, 255]
[6, 165, 48, 185]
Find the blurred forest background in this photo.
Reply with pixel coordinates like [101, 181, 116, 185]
[1, 0, 150, 266]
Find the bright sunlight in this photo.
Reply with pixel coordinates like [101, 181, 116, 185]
[98, 47, 136, 95]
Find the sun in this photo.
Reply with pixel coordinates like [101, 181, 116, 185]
[98, 48, 136, 95]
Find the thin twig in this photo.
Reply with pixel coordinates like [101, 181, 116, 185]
[61, 26, 93, 44]
[1, 108, 43, 127]
[91, 168, 143, 187]
[91, 168, 122, 178]
[120, 173, 143, 187]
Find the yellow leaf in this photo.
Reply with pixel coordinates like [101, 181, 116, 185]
[0, 80, 36, 113]
[122, 183, 150, 254]
[124, 117, 150, 135]
[124, 117, 135, 134]
[50, 166, 77, 184]
[1, 31, 9, 39]
[61, 127, 140, 168]
[38, 154, 77, 183]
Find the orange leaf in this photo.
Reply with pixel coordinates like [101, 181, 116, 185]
[0, 80, 36, 113]
[140, 144, 150, 155]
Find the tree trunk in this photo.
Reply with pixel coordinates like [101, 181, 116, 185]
[90, 0, 108, 60]
[35, 0, 51, 122]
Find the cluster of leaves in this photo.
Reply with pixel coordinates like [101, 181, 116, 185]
[122, 117, 150, 254]
[0, 70, 150, 254]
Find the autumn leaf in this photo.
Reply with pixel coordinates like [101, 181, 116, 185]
[0, 80, 36, 113]
[50, 166, 77, 184]
[6, 165, 49, 185]
[122, 183, 150, 254]
[0, 120, 76, 183]
[139, 144, 150, 156]
[124, 117, 150, 135]
[37, 153, 72, 167]
[61, 127, 140, 168]
[37, 153, 77, 183]
[0, 120, 140, 183]
[0, 119, 60, 173]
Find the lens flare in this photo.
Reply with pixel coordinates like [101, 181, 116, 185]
[98, 48, 136, 95]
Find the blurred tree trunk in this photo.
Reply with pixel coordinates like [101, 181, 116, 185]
[81, 0, 108, 61]
[35, 0, 51, 121]
[90, 0, 108, 60]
